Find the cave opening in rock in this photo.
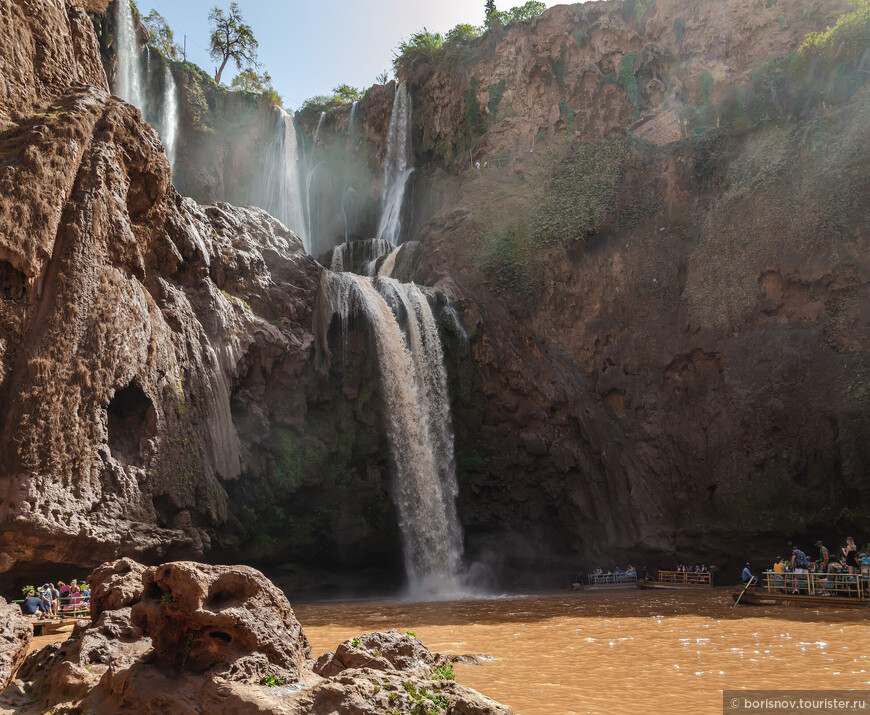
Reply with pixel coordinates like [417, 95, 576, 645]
[0, 259, 27, 300]
[107, 383, 155, 465]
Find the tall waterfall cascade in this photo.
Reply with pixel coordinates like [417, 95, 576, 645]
[114, 1, 179, 172]
[376, 83, 413, 246]
[115, 0, 144, 109]
[329, 273, 464, 595]
[255, 109, 309, 252]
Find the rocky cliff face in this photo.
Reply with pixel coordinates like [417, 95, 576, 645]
[399, 0, 870, 575]
[1, 0, 868, 592]
[0, 0, 406, 591]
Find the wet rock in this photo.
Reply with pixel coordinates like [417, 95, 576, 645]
[314, 629, 446, 677]
[0, 596, 31, 691]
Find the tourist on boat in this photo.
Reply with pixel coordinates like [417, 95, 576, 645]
[813, 541, 830, 572]
[842, 537, 858, 575]
[741, 563, 755, 585]
[790, 546, 810, 593]
[20, 593, 50, 618]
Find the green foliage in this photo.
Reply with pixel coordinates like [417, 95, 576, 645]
[405, 630, 417, 637]
[485, 0, 497, 19]
[558, 98, 575, 133]
[674, 17, 686, 40]
[618, 53, 639, 122]
[431, 662, 455, 680]
[352, 638, 362, 648]
[700, 70, 714, 103]
[487, 80, 506, 123]
[393, 28, 443, 79]
[230, 68, 281, 107]
[161, 592, 175, 605]
[376, 70, 391, 85]
[802, 0, 870, 69]
[573, 30, 586, 47]
[535, 137, 629, 243]
[490, 1, 547, 27]
[635, 0, 653, 23]
[143, 10, 180, 60]
[333, 84, 362, 102]
[260, 674, 286, 687]
[444, 24, 483, 63]
[209, 2, 259, 85]
[21, 585, 35, 597]
[464, 79, 486, 138]
[551, 44, 568, 91]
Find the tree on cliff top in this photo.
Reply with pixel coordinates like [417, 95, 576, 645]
[143, 10, 180, 61]
[485, 0, 497, 19]
[208, 3, 258, 85]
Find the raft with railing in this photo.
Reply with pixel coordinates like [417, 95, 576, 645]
[583, 572, 638, 589]
[12, 595, 91, 634]
[637, 570, 714, 589]
[732, 571, 870, 608]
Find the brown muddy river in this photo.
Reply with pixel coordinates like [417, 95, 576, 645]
[293, 588, 870, 715]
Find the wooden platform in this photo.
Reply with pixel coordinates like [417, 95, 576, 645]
[732, 590, 870, 609]
[637, 581, 713, 590]
[29, 617, 84, 636]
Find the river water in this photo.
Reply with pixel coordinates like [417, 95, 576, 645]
[294, 589, 870, 715]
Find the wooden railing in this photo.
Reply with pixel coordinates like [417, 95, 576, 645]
[657, 570, 713, 586]
[758, 571, 870, 598]
[12, 595, 90, 618]
[587, 572, 637, 585]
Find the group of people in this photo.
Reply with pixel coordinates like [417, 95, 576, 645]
[742, 537, 870, 594]
[586, 565, 637, 583]
[19, 579, 90, 619]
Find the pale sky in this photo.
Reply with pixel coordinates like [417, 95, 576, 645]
[136, 0, 564, 110]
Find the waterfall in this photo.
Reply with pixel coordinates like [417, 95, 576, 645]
[254, 108, 309, 252]
[116, 0, 145, 109]
[378, 246, 401, 278]
[376, 83, 413, 245]
[330, 244, 345, 273]
[330, 273, 463, 594]
[347, 101, 359, 148]
[161, 66, 178, 170]
[115, 2, 180, 176]
[328, 239, 393, 275]
[314, 111, 326, 145]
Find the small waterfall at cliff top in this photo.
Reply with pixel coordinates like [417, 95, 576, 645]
[114, 1, 180, 174]
[160, 66, 179, 169]
[253, 108, 309, 252]
[116, 0, 145, 109]
[328, 272, 463, 595]
[376, 83, 413, 246]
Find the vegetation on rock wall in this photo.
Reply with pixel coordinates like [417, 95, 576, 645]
[681, 0, 870, 135]
[393, 2, 546, 81]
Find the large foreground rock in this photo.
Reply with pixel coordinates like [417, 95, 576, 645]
[0, 560, 511, 715]
[0, 597, 31, 691]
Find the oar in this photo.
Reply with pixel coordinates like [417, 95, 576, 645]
[732, 576, 757, 608]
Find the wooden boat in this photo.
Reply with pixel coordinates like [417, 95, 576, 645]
[637, 569, 714, 589]
[732, 571, 870, 608]
[578, 573, 638, 590]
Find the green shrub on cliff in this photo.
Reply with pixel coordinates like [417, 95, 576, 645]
[535, 137, 629, 243]
[682, 0, 870, 135]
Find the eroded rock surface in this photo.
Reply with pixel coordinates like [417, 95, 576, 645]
[1, 561, 511, 715]
[0, 596, 31, 691]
